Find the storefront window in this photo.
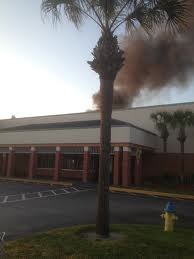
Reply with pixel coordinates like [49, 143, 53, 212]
[61, 154, 83, 170]
[37, 154, 55, 169]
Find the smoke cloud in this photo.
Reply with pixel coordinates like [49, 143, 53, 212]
[93, 5, 194, 109]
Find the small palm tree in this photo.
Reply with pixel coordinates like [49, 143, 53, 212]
[170, 110, 194, 183]
[151, 111, 171, 152]
[41, 0, 189, 237]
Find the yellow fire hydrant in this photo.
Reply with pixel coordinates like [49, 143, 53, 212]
[161, 201, 178, 232]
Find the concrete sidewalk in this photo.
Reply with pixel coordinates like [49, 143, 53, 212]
[110, 186, 194, 201]
[0, 177, 72, 187]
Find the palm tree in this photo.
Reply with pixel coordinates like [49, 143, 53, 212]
[41, 0, 189, 237]
[151, 111, 171, 152]
[170, 110, 194, 183]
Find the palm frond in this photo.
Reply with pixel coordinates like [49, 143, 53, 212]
[89, 0, 126, 28]
[123, 0, 189, 34]
[41, 0, 190, 34]
[41, 0, 84, 27]
[151, 0, 190, 33]
[41, 0, 125, 29]
[151, 111, 172, 124]
[151, 111, 172, 139]
[170, 110, 194, 129]
[93, 0, 119, 19]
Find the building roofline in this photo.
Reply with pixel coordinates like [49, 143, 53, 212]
[0, 119, 128, 131]
[117, 101, 194, 112]
[0, 110, 98, 122]
[0, 119, 157, 136]
[0, 101, 193, 122]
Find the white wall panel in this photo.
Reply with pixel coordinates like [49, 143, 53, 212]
[129, 127, 158, 149]
[113, 102, 194, 153]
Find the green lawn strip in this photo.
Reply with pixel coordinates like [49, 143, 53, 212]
[4, 224, 194, 258]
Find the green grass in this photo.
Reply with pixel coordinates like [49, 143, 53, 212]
[4, 224, 194, 258]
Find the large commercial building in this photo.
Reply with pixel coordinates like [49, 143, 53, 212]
[0, 101, 193, 186]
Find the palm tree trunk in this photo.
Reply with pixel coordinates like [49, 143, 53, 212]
[96, 78, 113, 237]
[88, 31, 123, 238]
[180, 141, 185, 184]
[163, 140, 167, 153]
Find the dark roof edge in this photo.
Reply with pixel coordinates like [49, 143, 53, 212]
[0, 121, 157, 136]
[0, 125, 127, 133]
[129, 124, 157, 136]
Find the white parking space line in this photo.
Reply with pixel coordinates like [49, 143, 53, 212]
[0, 232, 5, 241]
[51, 190, 57, 195]
[0, 187, 92, 204]
[38, 192, 43, 198]
[40, 190, 55, 197]
[2, 196, 8, 203]
[61, 189, 70, 193]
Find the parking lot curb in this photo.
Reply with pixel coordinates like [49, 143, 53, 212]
[0, 177, 72, 187]
[110, 186, 194, 201]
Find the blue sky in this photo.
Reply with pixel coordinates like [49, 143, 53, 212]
[0, 0, 193, 119]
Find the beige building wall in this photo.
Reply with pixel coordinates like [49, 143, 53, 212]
[113, 102, 194, 132]
[113, 102, 194, 153]
[0, 102, 193, 153]
[0, 127, 130, 145]
[0, 126, 157, 149]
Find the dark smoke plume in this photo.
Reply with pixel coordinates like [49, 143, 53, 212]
[93, 6, 194, 109]
[93, 89, 129, 109]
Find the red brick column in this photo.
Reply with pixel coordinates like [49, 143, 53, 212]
[28, 147, 36, 179]
[2, 153, 7, 176]
[135, 148, 142, 185]
[113, 147, 121, 186]
[6, 147, 14, 177]
[122, 147, 132, 187]
[54, 146, 61, 181]
[83, 147, 90, 183]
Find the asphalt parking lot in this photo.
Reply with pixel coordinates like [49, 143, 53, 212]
[0, 180, 193, 241]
